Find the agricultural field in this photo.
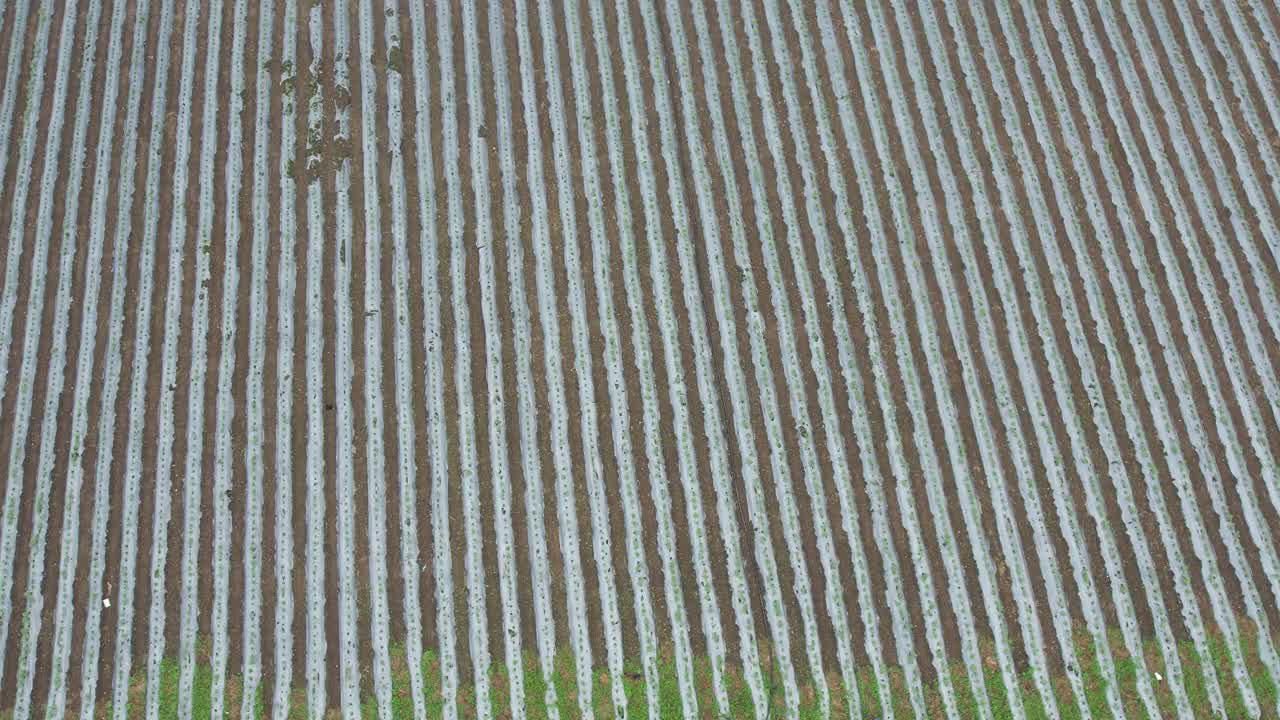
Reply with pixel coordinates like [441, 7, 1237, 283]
[1, 0, 1279, 717]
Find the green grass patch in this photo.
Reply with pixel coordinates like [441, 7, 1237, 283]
[64, 623, 1280, 718]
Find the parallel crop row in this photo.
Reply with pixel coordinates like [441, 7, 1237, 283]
[0, 1, 1279, 718]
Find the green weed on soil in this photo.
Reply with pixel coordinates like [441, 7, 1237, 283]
[69, 623, 1279, 718]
